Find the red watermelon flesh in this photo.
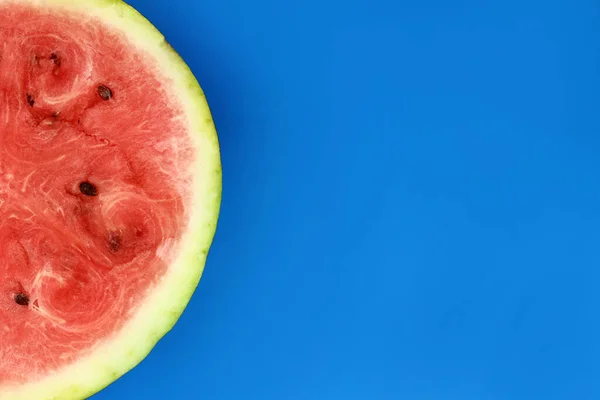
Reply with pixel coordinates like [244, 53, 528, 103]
[0, 0, 220, 393]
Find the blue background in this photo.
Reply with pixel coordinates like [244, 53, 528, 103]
[94, 0, 599, 399]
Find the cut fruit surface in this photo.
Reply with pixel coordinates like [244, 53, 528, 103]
[0, 1, 221, 399]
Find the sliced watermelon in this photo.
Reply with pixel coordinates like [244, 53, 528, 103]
[0, 0, 222, 398]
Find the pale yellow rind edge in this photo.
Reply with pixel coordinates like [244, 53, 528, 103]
[0, 0, 222, 399]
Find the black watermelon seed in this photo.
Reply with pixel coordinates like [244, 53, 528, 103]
[26, 93, 34, 107]
[97, 85, 112, 101]
[108, 233, 121, 252]
[79, 181, 98, 197]
[14, 293, 29, 306]
[50, 53, 61, 66]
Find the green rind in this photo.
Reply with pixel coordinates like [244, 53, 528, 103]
[0, 0, 222, 399]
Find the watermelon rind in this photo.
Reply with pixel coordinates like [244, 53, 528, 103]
[0, 0, 222, 399]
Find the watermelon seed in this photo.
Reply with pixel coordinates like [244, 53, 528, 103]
[26, 94, 34, 107]
[79, 181, 98, 197]
[49, 52, 61, 66]
[97, 85, 112, 101]
[108, 232, 121, 252]
[14, 293, 29, 306]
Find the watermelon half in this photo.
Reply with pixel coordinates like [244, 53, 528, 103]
[0, 0, 221, 399]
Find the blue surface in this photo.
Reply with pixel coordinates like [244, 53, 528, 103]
[94, 0, 599, 399]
